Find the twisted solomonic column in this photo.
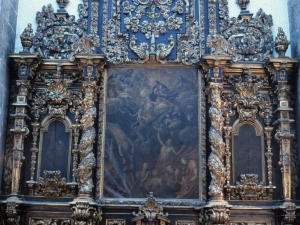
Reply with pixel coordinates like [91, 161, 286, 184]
[207, 82, 226, 200]
[76, 82, 97, 197]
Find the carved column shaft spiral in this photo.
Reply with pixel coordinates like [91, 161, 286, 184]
[207, 82, 226, 199]
[77, 81, 97, 197]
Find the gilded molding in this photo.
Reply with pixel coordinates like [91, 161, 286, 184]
[96, 69, 106, 199]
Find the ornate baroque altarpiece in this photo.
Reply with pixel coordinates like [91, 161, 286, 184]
[1, 0, 300, 224]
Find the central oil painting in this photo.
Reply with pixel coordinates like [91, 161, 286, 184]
[104, 67, 200, 199]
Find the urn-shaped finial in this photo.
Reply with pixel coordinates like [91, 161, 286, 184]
[275, 27, 290, 58]
[236, 0, 250, 11]
[56, 0, 69, 9]
[20, 23, 34, 53]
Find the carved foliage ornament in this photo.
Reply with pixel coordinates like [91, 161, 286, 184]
[132, 193, 169, 224]
[225, 174, 272, 200]
[28, 170, 76, 197]
[233, 70, 272, 123]
[102, 0, 200, 65]
[31, 66, 83, 121]
[199, 205, 230, 225]
[32, 1, 88, 59]
[72, 202, 102, 225]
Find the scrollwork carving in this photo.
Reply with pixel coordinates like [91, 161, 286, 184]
[219, 3, 273, 62]
[102, 0, 201, 65]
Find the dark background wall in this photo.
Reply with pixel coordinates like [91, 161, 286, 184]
[0, 0, 19, 193]
[288, 0, 300, 200]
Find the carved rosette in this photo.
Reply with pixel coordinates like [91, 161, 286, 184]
[207, 83, 226, 199]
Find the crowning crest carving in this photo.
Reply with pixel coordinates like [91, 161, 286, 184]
[102, 0, 201, 65]
[219, 1, 273, 62]
[33, 1, 88, 59]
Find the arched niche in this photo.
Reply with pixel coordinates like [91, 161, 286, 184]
[231, 119, 265, 185]
[37, 116, 73, 181]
